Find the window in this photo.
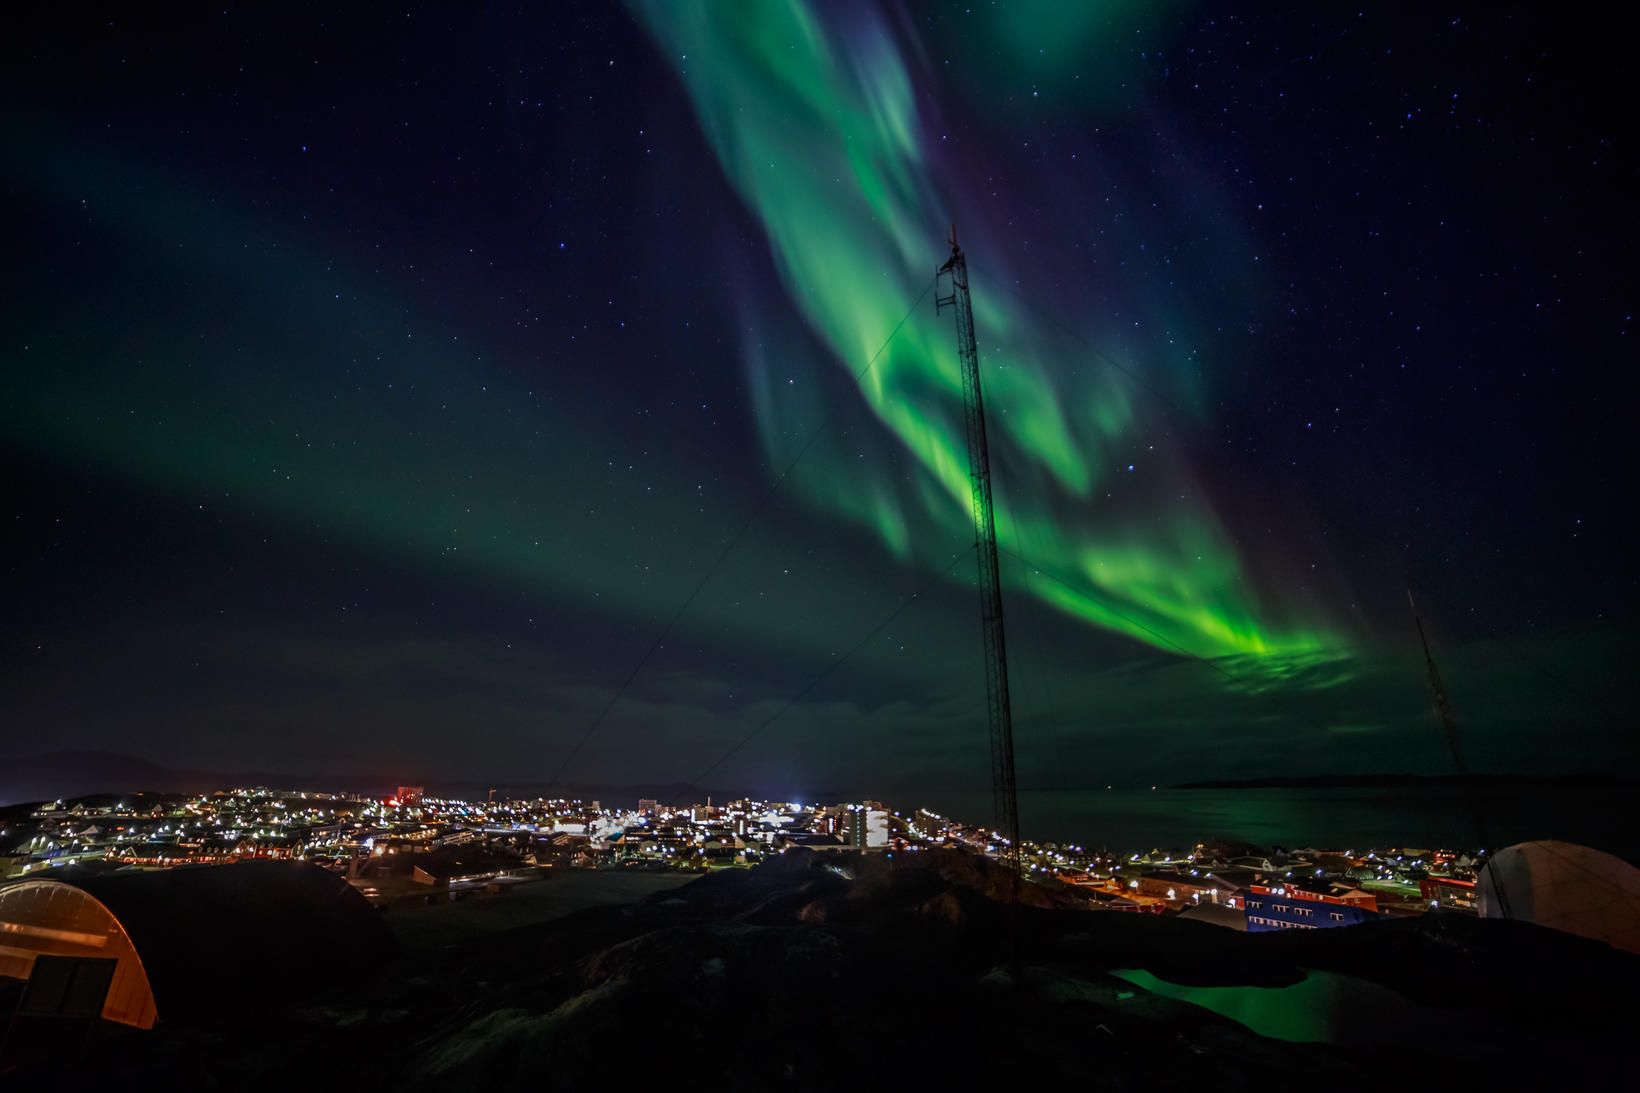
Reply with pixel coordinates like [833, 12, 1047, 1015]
[1330, 912, 1344, 922]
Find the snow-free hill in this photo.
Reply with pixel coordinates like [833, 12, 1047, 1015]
[29, 847, 1639, 1089]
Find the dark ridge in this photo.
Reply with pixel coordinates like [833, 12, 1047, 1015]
[0, 751, 733, 808]
[1173, 773, 1639, 790]
[18, 847, 1631, 1087]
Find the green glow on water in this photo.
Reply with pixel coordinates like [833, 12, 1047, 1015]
[1114, 968, 1342, 1042]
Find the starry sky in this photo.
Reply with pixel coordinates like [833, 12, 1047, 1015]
[3, 3, 1634, 805]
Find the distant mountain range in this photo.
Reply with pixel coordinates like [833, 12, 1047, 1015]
[0, 750, 729, 808]
[0, 750, 384, 806]
[1174, 772, 1637, 790]
[15, 752, 1627, 811]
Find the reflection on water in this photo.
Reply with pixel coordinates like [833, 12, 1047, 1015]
[1110, 968, 1511, 1051]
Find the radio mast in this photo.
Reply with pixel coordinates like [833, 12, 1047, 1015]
[937, 225, 1021, 870]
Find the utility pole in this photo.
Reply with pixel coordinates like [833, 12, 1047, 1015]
[937, 224, 1021, 873]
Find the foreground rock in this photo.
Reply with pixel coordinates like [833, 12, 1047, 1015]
[45, 849, 1637, 1088]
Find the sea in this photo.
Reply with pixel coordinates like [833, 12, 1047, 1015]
[922, 786, 1635, 861]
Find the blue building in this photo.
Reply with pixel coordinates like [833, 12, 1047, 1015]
[1243, 882, 1378, 931]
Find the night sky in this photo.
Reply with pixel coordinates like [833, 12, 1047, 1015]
[4, 4, 1633, 804]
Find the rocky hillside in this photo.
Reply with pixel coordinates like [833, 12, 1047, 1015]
[43, 848, 1638, 1088]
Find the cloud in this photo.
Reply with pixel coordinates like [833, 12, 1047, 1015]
[3, 613, 1629, 797]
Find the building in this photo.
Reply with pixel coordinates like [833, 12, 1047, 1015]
[1179, 901, 1248, 930]
[1134, 870, 1242, 906]
[844, 806, 890, 851]
[1243, 881, 1378, 932]
[1420, 875, 1477, 910]
[776, 832, 846, 852]
[1478, 840, 1640, 953]
[0, 860, 395, 1028]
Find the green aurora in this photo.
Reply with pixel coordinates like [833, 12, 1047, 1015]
[2, 2, 1349, 713]
[631, 1, 1344, 666]
[0, 125, 942, 668]
[2, 2, 1632, 797]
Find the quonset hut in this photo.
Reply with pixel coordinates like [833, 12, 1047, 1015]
[0, 860, 395, 1027]
[1478, 840, 1640, 954]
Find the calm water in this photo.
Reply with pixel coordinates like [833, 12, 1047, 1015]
[927, 787, 1634, 861]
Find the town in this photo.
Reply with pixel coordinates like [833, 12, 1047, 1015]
[0, 785, 1481, 931]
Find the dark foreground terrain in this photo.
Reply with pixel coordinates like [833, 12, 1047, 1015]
[21, 849, 1636, 1088]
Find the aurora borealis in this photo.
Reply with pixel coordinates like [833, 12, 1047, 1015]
[2, 4, 1633, 808]
[633, 0, 1334, 662]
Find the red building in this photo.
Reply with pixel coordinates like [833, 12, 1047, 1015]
[1419, 875, 1477, 910]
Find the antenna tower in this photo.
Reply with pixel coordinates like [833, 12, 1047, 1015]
[937, 225, 1021, 871]
[1409, 590, 1509, 915]
[1409, 590, 1466, 775]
